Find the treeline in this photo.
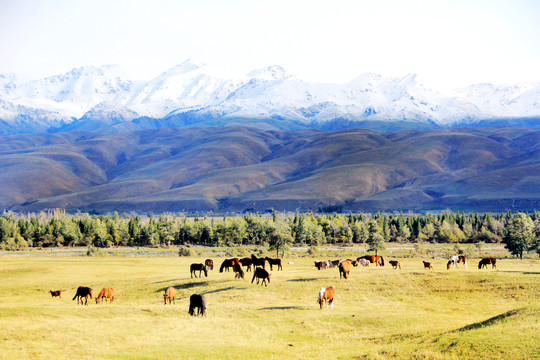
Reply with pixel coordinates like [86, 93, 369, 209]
[0, 210, 538, 258]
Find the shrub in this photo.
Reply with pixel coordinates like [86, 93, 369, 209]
[178, 247, 196, 257]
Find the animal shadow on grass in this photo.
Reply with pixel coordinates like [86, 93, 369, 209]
[258, 306, 307, 311]
[287, 278, 319, 282]
[446, 308, 522, 334]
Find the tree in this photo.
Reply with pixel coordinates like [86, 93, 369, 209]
[366, 220, 385, 255]
[268, 221, 293, 257]
[503, 213, 535, 259]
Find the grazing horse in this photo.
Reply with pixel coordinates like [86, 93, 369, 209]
[389, 260, 401, 270]
[314, 261, 327, 270]
[347, 259, 359, 267]
[239, 257, 253, 271]
[205, 259, 214, 271]
[251, 267, 271, 286]
[96, 288, 115, 304]
[233, 262, 245, 279]
[423, 261, 433, 270]
[265, 257, 283, 271]
[164, 287, 175, 305]
[190, 263, 208, 278]
[251, 254, 266, 269]
[219, 258, 238, 273]
[447, 255, 460, 270]
[478, 257, 497, 269]
[358, 258, 370, 267]
[318, 286, 336, 309]
[339, 260, 352, 279]
[49, 290, 64, 298]
[72, 286, 93, 305]
[458, 255, 468, 269]
[188, 294, 207, 316]
[359, 255, 385, 266]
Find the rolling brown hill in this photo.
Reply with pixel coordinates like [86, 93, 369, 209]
[1, 126, 538, 212]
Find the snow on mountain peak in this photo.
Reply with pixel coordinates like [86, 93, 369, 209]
[247, 65, 291, 81]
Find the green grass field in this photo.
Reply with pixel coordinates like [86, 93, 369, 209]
[0, 253, 538, 359]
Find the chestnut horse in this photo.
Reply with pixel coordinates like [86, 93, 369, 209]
[339, 260, 352, 279]
[164, 287, 175, 305]
[478, 257, 497, 269]
[219, 258, 238, 273]
[96, 288, 115, 304]
[358, 255, 385, 266]
[318, 286, 336, 309]
[458, 255, 468, 269]
[205, 259, 214, 271]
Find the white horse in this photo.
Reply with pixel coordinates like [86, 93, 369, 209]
[447, 255, 459, 270]
[358, 258, 370, 267]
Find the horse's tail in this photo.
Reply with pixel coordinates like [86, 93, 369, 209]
[219, 262, 224, 273]
[72, 293, 77, 301]
[380, 256, 384, 266]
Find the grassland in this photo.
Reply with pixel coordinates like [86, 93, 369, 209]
[0, 252, 538, 359]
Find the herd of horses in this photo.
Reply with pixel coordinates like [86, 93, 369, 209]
[50, 253, 499, 315]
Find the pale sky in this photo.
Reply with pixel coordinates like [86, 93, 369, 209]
[1, 0, 539, 91]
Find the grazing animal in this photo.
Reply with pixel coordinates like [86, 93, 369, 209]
[447, 255, 460, 270]
[328, 259, 341, 268]
[239, 257, 253, 271]
[233, 262, 245, 279]
[458, 255, 468, 269]
[478, 257, 497, 269]
[205, 259, 214, 271]
[251, 254, 266, 269]
[389, 260, 401, 270]
[188, 294, 207, 316]
[358, 258, 370, 267]
[219, 258, 238, 273]
[265, 257, 283, 271]
[251, 267, 271, 286]
[314, 261, 326, 270]
[318, 286, 336, 309]
[339, 260, 352, 279]
[164, 287, 175, 305]
[190, 263, 208, 278]
[49, 290, 64, 298]
[347, 259, 359, 267]
[96, 288, 115, 304]
[359, 255, 385, 266]
[423, 261, 433, 270]
[72, 286, 93, 305]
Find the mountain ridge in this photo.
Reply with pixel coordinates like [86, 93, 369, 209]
[1, 60, 539, 135]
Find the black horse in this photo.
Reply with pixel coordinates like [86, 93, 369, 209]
[265, 257, 283, 271]
[189, 294, 207, 316]
[190, 263, 208, 278]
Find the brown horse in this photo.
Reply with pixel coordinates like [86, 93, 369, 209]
[265, 257, 283, 271]
[251, 254, 266, 269]
[458, 255, 468, 269]
[359, 255, 385, 266]
[318, 286, 336, 309]
[233, 262, 245, 279]
[72, 286, 93, 305]
[164, 287, 175, 305]
[478, 257, 497, 269]
[219, 258, 238, 273]
[251, 267, 271, 286]
[49, 290, 64, 298]
[239, 257, 253, 271]
[389, 260, 401, 270]
[339, 260, 352, 279]
[188, 294, 207, 316]
[423, 261, 433, 270]
[190, 263, 208, 278]
[205, 259, 214, 271]
[96, 288, 115, 304]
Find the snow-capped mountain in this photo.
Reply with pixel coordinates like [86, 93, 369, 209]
[0, 59, 539, 134]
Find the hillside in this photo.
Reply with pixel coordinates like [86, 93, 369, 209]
[0, 126, 538, 212]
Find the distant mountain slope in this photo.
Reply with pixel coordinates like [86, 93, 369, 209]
[1, 60, 539, 134]
[1, 126, 538, 212]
